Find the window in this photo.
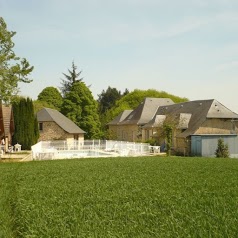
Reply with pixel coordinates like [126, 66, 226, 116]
[39, 123, 43, 131]
[74, 134, 79, 140]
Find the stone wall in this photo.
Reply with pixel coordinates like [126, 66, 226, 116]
[39, 122, 84, 141]
[109, 124, 139, 142]
[195, 118, 237, 135]
[175, 137, 190, 156]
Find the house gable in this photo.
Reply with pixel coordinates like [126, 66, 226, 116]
[107, 110, 133, 125]
[37, 108, 85, 134]
[207, 100, 238, 118]
[39, 121, 84, 141]
[120, 97, 174, 126]
[37, 108, 85, 141]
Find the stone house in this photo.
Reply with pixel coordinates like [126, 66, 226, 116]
[107, 110, 133, 140]
[143, 99, 238, 156]
[37, 108, 85, 142]
[108, 98, 174, 142]
[0, 104, 14, 152]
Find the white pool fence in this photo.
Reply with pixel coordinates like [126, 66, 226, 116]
[31, 140, 150, 160]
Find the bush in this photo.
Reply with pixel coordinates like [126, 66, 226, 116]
[215, 138, 229, 158]
[144, 138, 157, 146]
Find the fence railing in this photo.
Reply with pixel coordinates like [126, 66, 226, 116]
[32, 140, 150, 160]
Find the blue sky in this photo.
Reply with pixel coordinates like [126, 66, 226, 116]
[1, 0, 238, 112]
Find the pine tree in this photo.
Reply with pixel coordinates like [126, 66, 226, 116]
[60, 61, 83, 97]
[215, 138, 229, 158]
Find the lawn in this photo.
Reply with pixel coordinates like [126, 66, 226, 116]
[0, 156, 238, 237]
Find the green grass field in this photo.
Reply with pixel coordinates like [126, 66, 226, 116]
[1, 156, 238, 237]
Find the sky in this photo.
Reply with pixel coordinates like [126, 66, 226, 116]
[1, 0, 238, 112]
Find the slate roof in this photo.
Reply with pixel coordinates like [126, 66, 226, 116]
[146, 99, 238, 138]
[143, 115, 166, 129]
[37, 108, 85, 134]
[107, 110, 133, 125]
[119, 97, 174, 125]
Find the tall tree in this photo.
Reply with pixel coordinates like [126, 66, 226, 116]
[61, 82, 101, 139]
[97, 86, 123, 114]
[0, 17, 34, 104]
[60, 61, 83, 97]
[97, 87, 129, 138]
[37, 86, 63, 110]
[12, 97, 39, 149]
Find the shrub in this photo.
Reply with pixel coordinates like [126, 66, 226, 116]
[215, 138, 229, 158]
[144, 138, 157, 146]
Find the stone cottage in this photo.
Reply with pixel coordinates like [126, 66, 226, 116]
[37, 108, 85, 142]
[108, 98, 174, 142]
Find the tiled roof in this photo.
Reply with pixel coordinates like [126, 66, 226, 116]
[37, 108, 85, 134]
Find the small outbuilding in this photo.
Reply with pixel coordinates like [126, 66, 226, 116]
[191, 134, 238, 158]
[14, 143, 22, 152]
[37, 108, 85, 143]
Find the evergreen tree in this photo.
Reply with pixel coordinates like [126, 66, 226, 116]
[60, 61, 83, 97]
[12, 97, 39, 149]
[215, 138, 229, 158]
[97, 87, 129, 138]
[61, 82, 101, 139]
[97, 86, 124, 114]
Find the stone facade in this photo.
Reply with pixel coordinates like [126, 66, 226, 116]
[39, 122, 84, 142]
[109, 124, 139, 141]
[142, 128, 158, 141]
[144, 118, 238, 156]
[194, 118, 237, 135]
[108, 99, 238, 156]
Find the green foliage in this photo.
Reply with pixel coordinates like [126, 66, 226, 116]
[144, 138, 157, 146]
[163, 124, 173, 156]
[215, 138, 229, 158]
[105, 129, 118, 140]
[12, 97, 39, 149]
[0, 17, 34, 104]
[33, 100, 52, 113]
[97, 87, 128, 138]
[1, 157, 238, 237]
[156, 115, 179, 156]
[37, 86, 63, 110]
[61, 82, 101, 139]
[98, 86, 124, 114]
[60, 61, 83, 97]
[105, 89, 188, 126]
